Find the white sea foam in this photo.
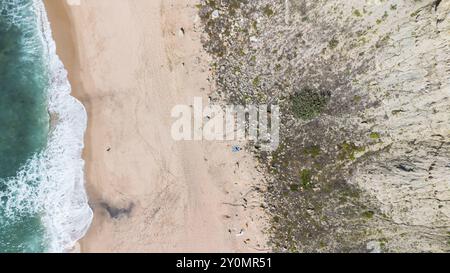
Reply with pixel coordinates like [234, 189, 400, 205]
[33, 0, 93, 252]
[0, 0, 92, 252]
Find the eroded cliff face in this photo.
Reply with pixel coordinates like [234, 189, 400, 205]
[197, 0, 450, 252]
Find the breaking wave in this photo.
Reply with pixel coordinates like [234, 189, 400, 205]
[0, 0, 92, 252]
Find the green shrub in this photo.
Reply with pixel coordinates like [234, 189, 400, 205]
[291, 88, 330, 120]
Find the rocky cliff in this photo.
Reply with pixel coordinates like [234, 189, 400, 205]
[198, 0, 450, 252]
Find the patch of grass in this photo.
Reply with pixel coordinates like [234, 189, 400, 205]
[300, 169, 312, 189]
[362, 210, 374, 219]
[376, 34, 391, 48]
[304, 145, 321, 158]
[263, 5, 274, 17]
[229, 0, 241, 10]
[291, 88, 330, 120]
[328, 38, 339, 49]
[353, 9, 362, 17]
[252, 20, 258, 31]
[206, 0, 218, 9]
[289, 183, 299, 192]
[252, 76, 261, 87]
[369, 132, 381, 139]
[339, 142, 365, 161]
[410, 9, 420, 18]
[378, 238, 389, 249]
[353, 95, 361, 103]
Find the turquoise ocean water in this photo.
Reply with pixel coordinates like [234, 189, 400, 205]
[0, 0, 92, 252]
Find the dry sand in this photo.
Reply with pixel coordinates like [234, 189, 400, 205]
[43, 0, 268, 252]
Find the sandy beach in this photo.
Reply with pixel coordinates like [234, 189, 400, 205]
[43, 0, 267, 252]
